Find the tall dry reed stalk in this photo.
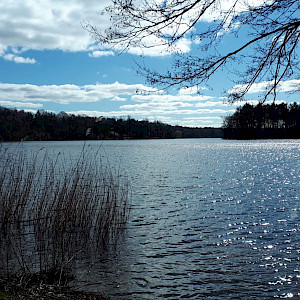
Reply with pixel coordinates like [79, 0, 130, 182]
[0, 143, 129, 284]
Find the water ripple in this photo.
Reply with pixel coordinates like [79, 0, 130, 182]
[21, 139, 300, 299]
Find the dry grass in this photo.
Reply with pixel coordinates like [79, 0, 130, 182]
[0, 143, 130, 287]
[0, 273, 110, 299]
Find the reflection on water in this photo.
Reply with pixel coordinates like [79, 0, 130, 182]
[21, 139, 300, 298]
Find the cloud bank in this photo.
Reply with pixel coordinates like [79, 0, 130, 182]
[0, 81, 236, 127]
[228, 79, 300, 94]
[3, 80, 295, 128]
[0, 0, 268, 62]
[0, 82, 158, 105]
[0, 0, 193, 60]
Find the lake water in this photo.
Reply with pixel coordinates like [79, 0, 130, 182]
[17, 139, 300, 298]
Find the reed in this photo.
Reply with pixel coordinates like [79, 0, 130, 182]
[0, 143, 130, 285]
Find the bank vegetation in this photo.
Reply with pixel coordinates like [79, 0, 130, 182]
[223, 102, 300, 139]
[0, 144, 129, 298]
[0, 107, 222, 141]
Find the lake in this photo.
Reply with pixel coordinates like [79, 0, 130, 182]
[13, 138, 300, 298]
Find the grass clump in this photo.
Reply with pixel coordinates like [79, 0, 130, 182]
[0, 143, 130, 291]
[0, 272, 110, 299]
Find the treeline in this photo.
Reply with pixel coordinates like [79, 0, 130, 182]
[223, 102, 300, 139]
[0, 107, 223, 141]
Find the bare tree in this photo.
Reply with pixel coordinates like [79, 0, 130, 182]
[85, 0, 300, 102]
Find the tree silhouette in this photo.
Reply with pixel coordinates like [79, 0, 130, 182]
[223, 102, 300, 138]
[0, 107, 223, 141]
[86, 0, 299, 101]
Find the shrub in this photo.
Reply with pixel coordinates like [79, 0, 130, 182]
[0, 143, 130, 285]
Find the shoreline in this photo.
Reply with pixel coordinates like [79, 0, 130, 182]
[0, 274, 109, 300]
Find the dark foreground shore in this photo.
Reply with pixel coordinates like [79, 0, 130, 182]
[0, 275, 109, 300]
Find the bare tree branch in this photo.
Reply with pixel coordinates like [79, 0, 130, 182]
[85, 0, 300, 102]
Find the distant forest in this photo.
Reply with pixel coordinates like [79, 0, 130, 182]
[0, 107, 223, 141]
[223, 102, 300, 139]
[1, 102, 299, 142]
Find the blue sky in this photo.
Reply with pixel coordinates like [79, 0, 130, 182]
[0, 0, 299, 127]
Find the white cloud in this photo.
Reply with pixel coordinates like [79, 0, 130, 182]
[0, 82, 159, 104]
[0, 100, 43, 108]
[126, 36, 192, 56]
[147, 115, 174, 123]
[116, 100, 234, 117]
[119, 0, 267, 56]
[197, 0, 266, 23]
[228, 79, 300, 94]
[195, 101, 231, 108]
[3, 53, 36, 64]
[66, 104, 231, 117]
[195, 108, 234, 114]
[0, 0, 112, 61]
[0, 45, 7, 56]
[89, 50, 115, 57]
[276, 80, 300, 92]
[0, 0, 269, 61]
[111, 96, 127, 102]
[0, 81, 244, 127]
[132, 93, 214, 103]
[0, 0, 193, 60]
[179, 86, 198, 95]
[183, 116, 223, 120]
[181, 116, 224, 127]
[178, 86, 209, 95]
[65, 109, 224, 127]
[23, 109, 39, 114]
[66, 110, 107, 117]
[120, 101, 193, 111]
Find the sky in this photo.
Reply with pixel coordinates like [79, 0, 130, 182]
[0, 0, 299, 128]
